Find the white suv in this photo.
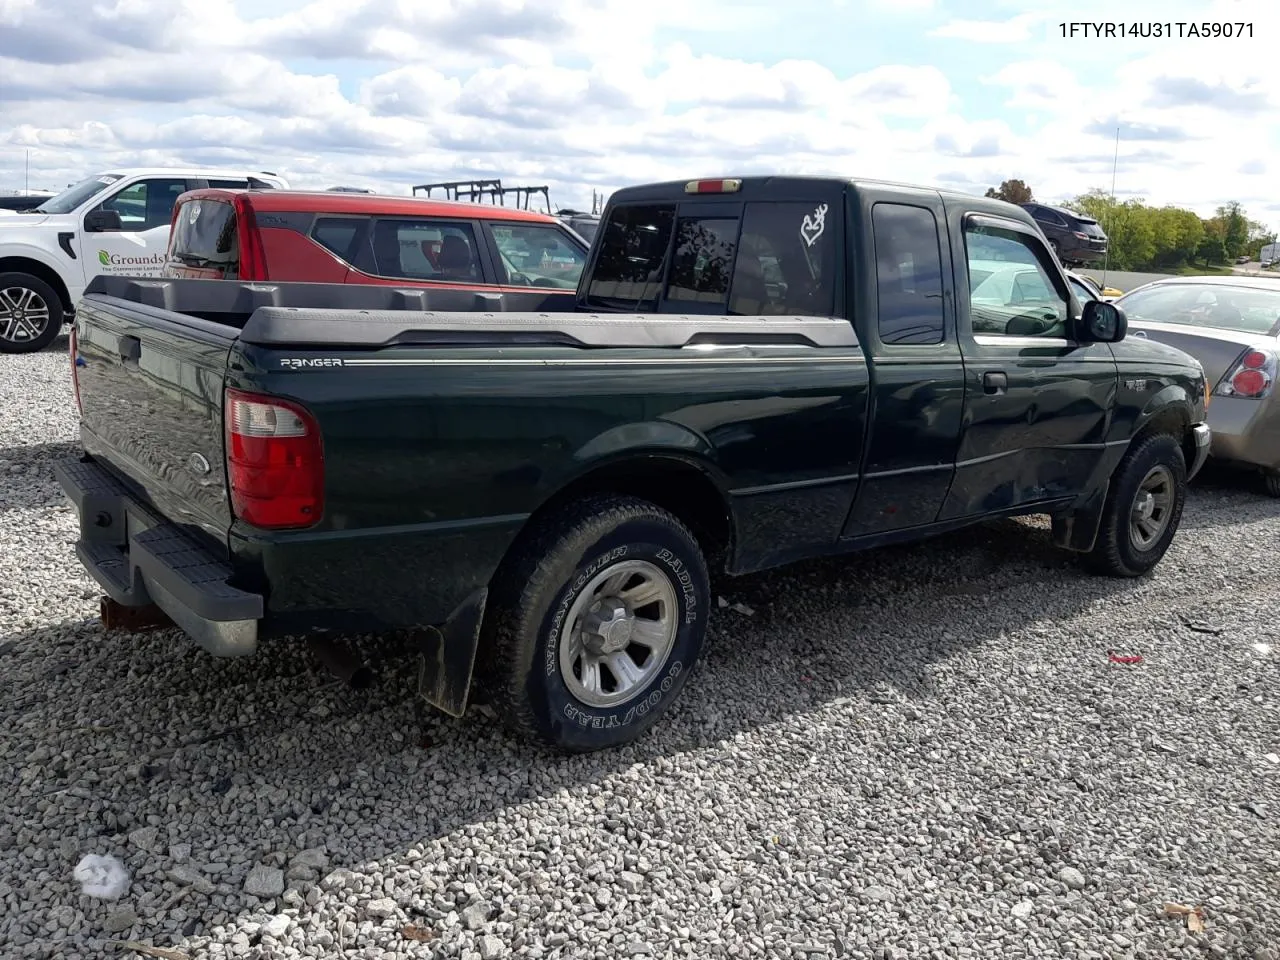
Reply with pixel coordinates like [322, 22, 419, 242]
[0, 167, 289, 352]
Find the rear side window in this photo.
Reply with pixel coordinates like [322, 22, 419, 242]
[872, 203, 944, 345]
[368, 219, 482, 282]
[312, 218, 365, 262]
[728, 202, 836, 317]
[167, 198, 239, 279]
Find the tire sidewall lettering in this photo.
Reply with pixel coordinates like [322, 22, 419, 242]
[541, 526, 704, 735]
[543, 544, 629, 679]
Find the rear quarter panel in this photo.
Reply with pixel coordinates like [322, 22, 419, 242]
[228, 341, 870, 626]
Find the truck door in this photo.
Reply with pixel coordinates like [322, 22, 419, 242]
[940, 210, 1118, 519]
[79, 177, 192, 284]
[841, 188, 967, 537]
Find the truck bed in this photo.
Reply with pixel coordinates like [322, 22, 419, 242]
[81, 276, 857, 348]
[67, 275, 867, 658]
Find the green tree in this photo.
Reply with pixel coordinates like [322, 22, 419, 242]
[1062, 190, 1254, 272]
[984, 179, 1033, 204]
[1215, 201, 1249, 258]
[1197, 235, 1227, 266]
[1149, 206, 1204, 268]
[1066, 192, 1154, 270]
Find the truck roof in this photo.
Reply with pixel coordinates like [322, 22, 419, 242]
[606, 174, 1026, 218]
[94, 167, 286, 180]
[181, 188, 563, 223]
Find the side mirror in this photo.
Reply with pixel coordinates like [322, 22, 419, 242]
[84, 208, 123, 233]
[1082, 299, 1126, 342]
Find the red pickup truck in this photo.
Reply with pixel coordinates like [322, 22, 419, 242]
[162, 189, 590, 294]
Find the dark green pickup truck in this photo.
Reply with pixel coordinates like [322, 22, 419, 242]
[56, 175, 1210, 752]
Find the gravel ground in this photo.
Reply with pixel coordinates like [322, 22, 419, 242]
[2, 338, 1279, 960]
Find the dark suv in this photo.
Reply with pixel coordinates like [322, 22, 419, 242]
[1020, 202, 1108, 265]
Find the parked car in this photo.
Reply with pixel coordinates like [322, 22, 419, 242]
[0, 167, 288, 353]
[1114, 275, 1280, 494]
[1065, 270, 1107, 304]
[163, 189, 590, 295]
[1072, 272, 1123, 299]
[1021, 202, 1109, 265]
[0, 191, 55, 213]
[555, 208, 600, 244]
[56, 174, 1209, 753]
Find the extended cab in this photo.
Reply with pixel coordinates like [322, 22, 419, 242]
[0, 168, 287, 353]
[55, 175, 1211, 753]
[162, 189, 590, 301]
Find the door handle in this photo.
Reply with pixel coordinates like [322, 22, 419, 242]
[983, 371, 1007, 395]
[117, 335, 140, 364]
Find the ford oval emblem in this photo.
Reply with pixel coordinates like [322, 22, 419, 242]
[188, 452, 211, 475]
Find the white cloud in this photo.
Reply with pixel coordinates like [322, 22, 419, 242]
[0, 0, 1277, 231]
[929, 12, 1043, 43]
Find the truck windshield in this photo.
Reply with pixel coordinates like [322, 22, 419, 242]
[34, 174, 123, 214]
[586, 200, 836, 316]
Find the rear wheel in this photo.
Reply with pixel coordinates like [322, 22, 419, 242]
[0, 272, 63, 353]
[479, 494, 710, 752]
[1083, 433, 1187, 577]
[1048, 239, 1060, 262]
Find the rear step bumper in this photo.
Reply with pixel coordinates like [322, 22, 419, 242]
[54, 457, 263, 657]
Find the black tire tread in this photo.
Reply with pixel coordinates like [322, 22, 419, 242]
[479, 493, 706, 749]
[1083, 432, 1186, 577]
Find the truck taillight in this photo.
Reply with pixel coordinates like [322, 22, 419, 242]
[69, 324, 83, 415]
[232, 195, 268, 281]
[1215, 347, 1276, 400]
[225, 389, 324, 529]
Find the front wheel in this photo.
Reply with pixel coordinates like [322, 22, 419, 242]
[479, 494, 710, 752]
[1083, 433, 1187, 577]
[0, 272, 64, 354]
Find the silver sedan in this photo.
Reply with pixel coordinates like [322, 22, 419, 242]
[1113, 275, 1280, 494]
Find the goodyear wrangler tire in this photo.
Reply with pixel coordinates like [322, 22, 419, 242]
[1083, 433, 1187, 577]
[480, 494, 710, 752]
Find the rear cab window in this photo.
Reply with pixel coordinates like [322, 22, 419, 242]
[166, 197, 240, 279]
[584, 192, 838, 316]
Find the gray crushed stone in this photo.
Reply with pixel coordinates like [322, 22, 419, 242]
[1, 342, 1277, 959]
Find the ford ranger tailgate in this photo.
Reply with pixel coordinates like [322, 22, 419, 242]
[71, 289, 236, 550]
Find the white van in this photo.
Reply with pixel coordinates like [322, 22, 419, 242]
[0, 168, 288, 352]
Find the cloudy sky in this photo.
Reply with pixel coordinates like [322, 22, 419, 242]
[0, 0, 1275, 226]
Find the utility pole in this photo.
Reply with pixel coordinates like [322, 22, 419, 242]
[24, 149, 29, 193]
[1101, 124, 1118, 287]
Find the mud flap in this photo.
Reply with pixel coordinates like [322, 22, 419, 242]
[416, 587, 488, 718]
[1051, 481, 1108, 553]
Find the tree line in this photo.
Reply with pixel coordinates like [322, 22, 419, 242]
[984, 179, 1277, 271]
